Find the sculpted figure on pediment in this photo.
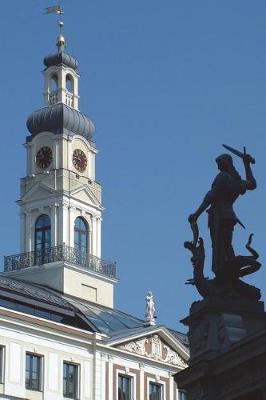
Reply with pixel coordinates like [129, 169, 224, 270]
[151, 334, 162, 360]
[163, 345, 187, 368]
[122, 338, 147, 356]
[119, 334, 187, 367]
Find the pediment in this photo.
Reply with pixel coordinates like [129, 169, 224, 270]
[113, 331, 188, 368]
[70, 185, 102, 209]
[20, 182, 56, 203]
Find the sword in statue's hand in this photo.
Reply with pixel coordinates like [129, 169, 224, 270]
[222, 144, 255, 164]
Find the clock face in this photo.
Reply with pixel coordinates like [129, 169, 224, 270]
[36, 146, 53, 169]
[72, 149, 87, 173]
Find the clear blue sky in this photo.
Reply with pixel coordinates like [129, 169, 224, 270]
[1, 1, 266, 331]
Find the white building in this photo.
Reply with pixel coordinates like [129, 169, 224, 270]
[0, 29, 189, 400]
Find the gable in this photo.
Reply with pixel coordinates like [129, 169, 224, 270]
[20, 182, 56, 203]
[70, 186, 102, 209]
[115, 333, 188, 368]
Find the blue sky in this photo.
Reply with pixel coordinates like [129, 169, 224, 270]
[1, 1, 266, 331]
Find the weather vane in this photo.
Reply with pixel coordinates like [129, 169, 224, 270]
[45, 3, 64, 30]
[45, 3, 65, 49]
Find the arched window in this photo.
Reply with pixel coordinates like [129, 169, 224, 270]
[74, 217, 88, 254]
[49, 74, 58, 105]
[66, 74, 74, 93]
[35, 214, 51, 255]
[49, 74, 58, 91]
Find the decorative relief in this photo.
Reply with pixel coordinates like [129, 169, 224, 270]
[163, 344, 187, 368]
[119, 334, 187, 367]
[151, 335, 162, 360]
[123, 338, 147, 356]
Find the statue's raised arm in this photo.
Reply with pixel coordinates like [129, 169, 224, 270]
[242, 147, 256, 190]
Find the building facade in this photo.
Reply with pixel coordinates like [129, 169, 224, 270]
[0, 31, 189, 400]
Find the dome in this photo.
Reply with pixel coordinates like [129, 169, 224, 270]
[43, 51, 79, 70]
[26, 103, 95, 140]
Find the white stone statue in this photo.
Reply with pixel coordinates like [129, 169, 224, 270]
[145, 291, 156, 325]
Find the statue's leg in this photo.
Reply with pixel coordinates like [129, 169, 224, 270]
[222, 220, 235, 262]
[211, 219, 235, 279]
[209, 218, 221, 275]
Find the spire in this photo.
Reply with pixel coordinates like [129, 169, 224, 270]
[42, 5, 80, 109]
[45, 4, 65, 52]
[26, 3, 95, 141]
[56, 20, 65, 52]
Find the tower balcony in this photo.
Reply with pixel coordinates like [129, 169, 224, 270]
[48, 90, 58, 105]
[4, 245, 117, 280]
[65, 91, 74, 107]
[47, 90, 74, 107]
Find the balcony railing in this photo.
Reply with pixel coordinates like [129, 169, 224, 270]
[49, 91, 58, 105]
[4, 245, 117, 280]
[65, 92, 74, 107]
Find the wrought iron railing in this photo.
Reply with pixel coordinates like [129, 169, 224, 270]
[4, 245, 117, 279]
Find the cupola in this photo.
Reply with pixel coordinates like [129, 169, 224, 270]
[26, 31, 95, 141]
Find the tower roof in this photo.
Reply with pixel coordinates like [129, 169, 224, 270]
[43, 51, 79, 70]
[26, 103, 95, 141]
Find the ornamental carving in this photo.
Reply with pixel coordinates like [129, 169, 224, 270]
[163, 344, 187, 368]
[119, 334, 187, 368]
[123, 338, 147, 356]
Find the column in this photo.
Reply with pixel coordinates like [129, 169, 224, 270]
[169, 372, 174, 400]
[108, 355, 113, 400]
[91, 216, 97, 257]
[58, 201, 69, 246]
[25, 210, 32, 252]
[20, 211, 26, 253]
[69, 206, 76, 247]
[50, 204, 59, 247]
[96, 216, 102, 258]
[139, 363, 145, 400]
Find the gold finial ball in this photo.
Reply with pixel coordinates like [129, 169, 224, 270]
[57, 33, 65, 48]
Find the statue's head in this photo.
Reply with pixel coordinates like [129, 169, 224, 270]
[216, 153, 233, 172]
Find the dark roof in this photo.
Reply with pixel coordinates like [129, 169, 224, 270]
[26, 103, 95, 141]
[169, 329, 189, 348]
[0, 276, 144, 336]
[43, 52, 79, 70]
[0, 275, 188, 345]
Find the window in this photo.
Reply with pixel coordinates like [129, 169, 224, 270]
[118, 374, 132, 400]
[25, 353, 42, 391]
[63, 362, 79, 399]
[66, 74, 74, 93]
[0, 347, 4, 383]
[178, 390, 188, 400]
[149, 382, 162, 400]
[35, 214, 51, 259]
[74, 217, 88, 255]
[49, 73, 58, 91]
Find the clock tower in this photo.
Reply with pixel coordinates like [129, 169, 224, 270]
[4, 33, 117, 308]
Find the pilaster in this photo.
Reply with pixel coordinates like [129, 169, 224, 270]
[69, 206, 76, 247]
[50, 204, 59, 246]
[20, 212, 26, 253]
[58, 201, 69, 246]
[25, 210, 32, 252]
[108, 356, 113, 400]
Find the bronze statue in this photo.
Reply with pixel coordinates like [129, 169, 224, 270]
[188, 146, 256, 277]
[185, 145, 261, 301]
